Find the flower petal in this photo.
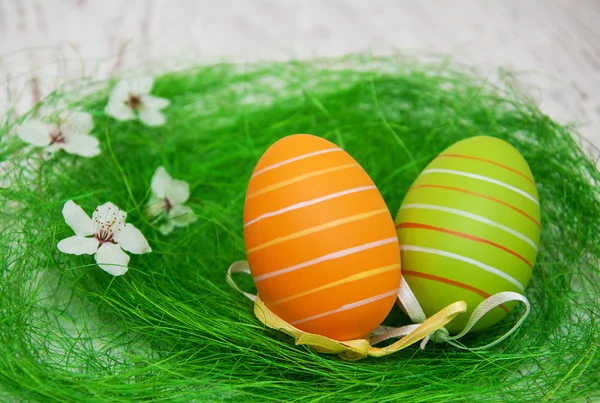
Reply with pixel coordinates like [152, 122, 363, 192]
[62, 200, 94, 236]
[126, 76, 154, 94]
[138, 108, 166, 127]
[57, 236, 99, 255]
[17, 120, 53, 147]
[94, 243, 130, 276]
[158, 220, 175, 235]
[169, 204, 197, 227]
[151, 166, 171, 199]
[61, 111, 94, 136]
[105, 101, 135, 121]
[107, 79, 131, 101]
[141, 95, 169, 110]
[113, 223, 152, 254]
[167, 179, 190, 205]
[61, 134, 101, 157]
[93, 201, 126, 221]
[92, 202, 127, 233]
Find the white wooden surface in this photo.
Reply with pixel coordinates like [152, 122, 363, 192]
[1, 0, 599, 151]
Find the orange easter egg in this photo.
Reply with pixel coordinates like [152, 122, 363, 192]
[243, 134, 401, 341]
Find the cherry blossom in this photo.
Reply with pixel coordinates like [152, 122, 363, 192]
[147, 166, 197, 235]
[57, 200, 151, 276]
[16, 112, 100, 157]
[105, 76, 170, 126]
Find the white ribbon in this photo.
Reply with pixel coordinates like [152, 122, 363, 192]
[226, 261, 257, 302]
[444, 290, 531, 350]
[372, 277, 531, 350]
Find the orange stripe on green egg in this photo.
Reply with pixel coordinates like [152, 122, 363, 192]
[426, 157, 538, 203]
[398, 242, 525, 295]
[410, 168, 540, 228]
[421, 168, 539, 209]
[396, 221, 533, 287]
[402, 270, 510, 311]
[410, 185, 540, 227]
[439, 135, 535, 181]
[404, 184, 540, 244]
[396, 204, 538, 273]
[437, 154, 535, 185]
[398, 246, 522, 333]
[420, 138, 538, 204]
[397, 223, 533, 269]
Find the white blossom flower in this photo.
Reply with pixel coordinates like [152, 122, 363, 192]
[105, 76, 169, 126]
[16, 111, 100, 157]
[147, 166, 197, 235]
[57, 200, 152, 276]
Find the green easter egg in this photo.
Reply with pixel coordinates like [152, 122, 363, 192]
[395, 136, 540, 334]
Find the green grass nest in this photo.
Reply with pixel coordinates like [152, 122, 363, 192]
[1, 54, 599, 402]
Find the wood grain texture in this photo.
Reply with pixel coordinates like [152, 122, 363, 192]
[1, 0, 599, 153]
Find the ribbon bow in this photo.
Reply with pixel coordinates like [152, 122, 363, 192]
[227, 261, 530, 361]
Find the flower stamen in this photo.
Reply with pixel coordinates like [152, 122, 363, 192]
[93, 206, 124, 244]
[126, 94, 143, 110]
[49, 130, 66, 144]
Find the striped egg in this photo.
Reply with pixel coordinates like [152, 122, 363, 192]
[244, 134, 401, 341]
[395, 136, 540, 334]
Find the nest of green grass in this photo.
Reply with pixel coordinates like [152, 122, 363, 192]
[1, 54, 599, 402]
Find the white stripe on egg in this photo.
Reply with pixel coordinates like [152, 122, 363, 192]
[400, 245, 525, 292]
[421, 168, 539, 206]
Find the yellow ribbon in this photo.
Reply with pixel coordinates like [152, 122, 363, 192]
[253, 293, 466, 361]
[227, 260, 467, 361]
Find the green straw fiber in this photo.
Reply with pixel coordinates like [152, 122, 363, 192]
[1, 54, 599, 402]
